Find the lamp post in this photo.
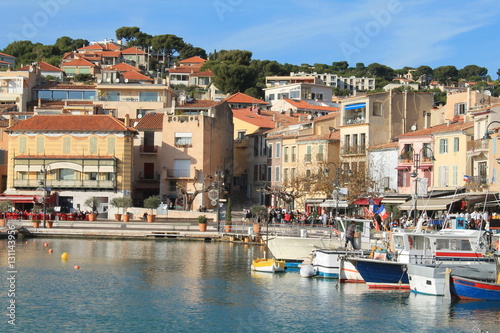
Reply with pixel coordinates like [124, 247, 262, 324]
[214, 168, 224, 233]
[481, 121, 500, 140]
[401, 147, 435, 224]
[39, 164, 51, 228]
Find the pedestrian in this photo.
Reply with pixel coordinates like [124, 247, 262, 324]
[322, 213, 328, 226]
[345, 221, 357, 250]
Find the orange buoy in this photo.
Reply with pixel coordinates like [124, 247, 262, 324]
[48, 249, 53, 253]
[44, 243, 49, 247]
[74, 265, 80, 270]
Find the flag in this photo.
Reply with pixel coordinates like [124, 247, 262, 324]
[470, 147, 475, 154]
[376, 205, 389, 220]
[463, 175, 469, 182]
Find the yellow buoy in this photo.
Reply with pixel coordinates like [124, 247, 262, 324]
[61, 252, 69, 260]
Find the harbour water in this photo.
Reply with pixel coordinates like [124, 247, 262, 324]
[1, 238, 499, 332]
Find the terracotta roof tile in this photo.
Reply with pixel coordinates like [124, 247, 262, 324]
[168, 66, 200, 74]
[0, 61, 10, 65]
[121, 47, 147, 55]
[283, 98, 339, 112]
[179, 56, 206, 64]
[78, 44, 103, 51]
[100, 51, 121, 57]
[62, 58, 96, 67]
[232, 108, 275, 128]
[18, 61, 62, 72]
[225, 92, 268, 105]
[121, 70, 153, 81]
[134, 112, 164, 131]
[33, 83, 96, 90]
[398, 122, 473, 138]
[106, 63, 140, 72]
[190, 70, 215, 77]
[369, 141, 399, 150]
[7, 115, 136, 132]
[0, 52, 15, 58]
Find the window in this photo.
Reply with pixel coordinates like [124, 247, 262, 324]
[291, 168, 296, 180]
[453, 137, 459, 152]
[268, 144, 273, 158]
[438, 166, 449, 187]
[237, 131, 246, 141]
[260, 137, 266, 156]
[305, 145, 312, 162]
[175, 133, 192, 147]
[63, 137, 71, 154]
[173, 159, 191, 177]
[284, 146, 289, 162]
[284, 168, 289, 183]
[108, 137, 115, 155]
[267, 167, 272, 181]
[275, 166, 280, 182]
[68, 91, 83, 99]
[276, 143, 281, 158]
[36, 137, 44, 154]
[372, 102, 382, 116]
[254, 137, 259, 156]
[0, 150, 4, 165]
[19, 136, 27, 154]
[317, 145, 324, 161]
[453, 165, 458, 186]
[454, 103, 466, 115]
[439, 139, 448, 154]
[139, 91, 159, 102]
[291, 146, 296, 162]
[59, 169, 74, 180]
[90, 137, 97, 154]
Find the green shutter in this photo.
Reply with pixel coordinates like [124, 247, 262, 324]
[19, 137, 27, 154]
[36, 137, 44, 154]
[63, 137, 71, 154]
[90, 137, 97, 154]
[108, 137, 115, 155]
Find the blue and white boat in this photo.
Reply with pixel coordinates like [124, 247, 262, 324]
[450, 255, 500, 301]
[312, 249, 367, 281]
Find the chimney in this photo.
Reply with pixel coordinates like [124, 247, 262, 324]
[124, 114, 130, 127]
[8, 116, 14, 128]
[38, 98, 41, 107]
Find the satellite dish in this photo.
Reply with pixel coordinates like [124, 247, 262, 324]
[97, 79, 102, 84]
[124, 78, 129, 83]
[411, 125, 417, 131]
[29, 66, 34, 72]
[106, 77, 111, 83]
[115, 78, 120, 83]
[138, 114, 143, 119]
[307, 114, 313, 120]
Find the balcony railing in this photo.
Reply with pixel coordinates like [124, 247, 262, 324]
[341, 145, 366, 156]
[140, 145, 158, 153]
[166, 169, 191, 178]
[13, 179, 115, 189]
[467, 139, 489, 152]
[465, 175, 488, 189]
[343, 116, 366, 125]
[138, 172, 160, 181]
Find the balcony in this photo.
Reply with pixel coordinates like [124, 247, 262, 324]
[467, 139, 488, 153]
[138, 172, 160, 181]
[140, 145, 158, 153]
[13, 179, 115, 190]
[166, 169, 192, 178]
[341, 145, 366, 156]
[465, 175, 489, 191]
[343, 116, 366, 125]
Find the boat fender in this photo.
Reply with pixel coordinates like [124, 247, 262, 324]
[494, 240, 499, 251]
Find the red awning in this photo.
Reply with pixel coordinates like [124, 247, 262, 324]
[0, 193, 57, 204]
[419, 165, 432, 170]
[354, 198, 382, 205]
[395, 166, 410, 170]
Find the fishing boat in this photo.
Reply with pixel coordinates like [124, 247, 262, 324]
[311, 249, 367, 281]
[251, 222, 286, 273]
[251, 256, 286, 273]
[450, 255, 500, 301]
[348, 215, 495, 289]
[407, 263, 496, 296]
[266, 217, 381, 262]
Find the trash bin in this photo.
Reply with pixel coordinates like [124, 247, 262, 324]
[300, 229, 307, 238]
[248, 227, 254, 235]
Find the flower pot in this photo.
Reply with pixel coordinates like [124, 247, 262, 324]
[147, 215, 155, 223]
[114, 214, 122, 221]
[46, 221, 53, 228]
[122, 214, 130, 222]
[225, 225, 232, 233]
[32, 221, 40, 228]
[199, 223, 207, 231]
[88, 213, 97, 221]
[253, 223, 261, 234]
[0, 219, 5, 227]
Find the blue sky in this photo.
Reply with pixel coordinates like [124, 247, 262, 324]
[2, 0, 500, 77]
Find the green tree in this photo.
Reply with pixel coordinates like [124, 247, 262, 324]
[458, 65, 488, 81]
[433, 65, 458, 85]
[178, 43, 207, 60]
[213, 49, 252, 66]
[151, 34, 185, 68]
[210, 63, 258, 94]
[332, 61, 349, 72]
[366, 62, 395, 81]
[115, 26, 141, 44]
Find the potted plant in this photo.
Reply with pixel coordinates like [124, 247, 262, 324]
[0, 200, 12, 227]
[32, 220, 41, 228]
[46, 220, 54, 228]
[84, 197, 99, 221]
[110, 196, 133, 222]
[250, 205, 267, 234]
[143, 195, 161, 222]
[197, 215, 208, 231]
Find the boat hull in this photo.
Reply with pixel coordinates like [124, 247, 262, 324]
[312, 249, 364, 281]
[451, 276, 500, 301]
[267, 236, 343, 261]
[408, 263, 496, 296]
[349, 258, 409, 289]
[251, 258, 286, 273]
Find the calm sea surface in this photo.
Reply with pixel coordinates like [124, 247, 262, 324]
[1, 238, 499, 333]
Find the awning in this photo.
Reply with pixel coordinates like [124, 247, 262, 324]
[400, 197, 462, 210]
[354, 198, 382, 205]
[381, 195, 411, 204]
[345, 103, 366, 110]
[418, 165, 432, 170]
[395, 166, 410, 170]
[319, 200, 349, 208]
[0, 193, 57, 204]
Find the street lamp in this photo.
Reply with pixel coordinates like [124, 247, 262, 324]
[214, 168, 224, 233]
[39, 164, 51, 228]
[403, 146, 435, 224]
[482, 121, 500, 140]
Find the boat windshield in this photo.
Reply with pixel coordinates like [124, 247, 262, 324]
[435, 239, 472, 251]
